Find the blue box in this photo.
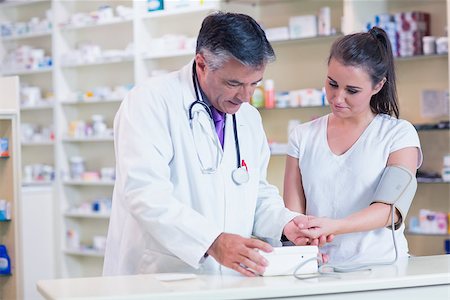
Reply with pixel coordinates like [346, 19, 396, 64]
[148, 0, 164, 12]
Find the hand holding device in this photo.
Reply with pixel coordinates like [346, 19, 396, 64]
[207, 232, 272, 277]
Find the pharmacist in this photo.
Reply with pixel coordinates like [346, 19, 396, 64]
[103, 12, 331, 277]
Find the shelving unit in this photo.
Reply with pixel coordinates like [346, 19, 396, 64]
[1, 0, 448, 280]
[0, 76, 22, 300]
[0, 0, 56, 189]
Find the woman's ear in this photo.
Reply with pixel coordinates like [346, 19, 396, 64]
[372, 77, 387, 95]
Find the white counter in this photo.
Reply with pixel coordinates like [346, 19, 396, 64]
[38, 255, 450, 300]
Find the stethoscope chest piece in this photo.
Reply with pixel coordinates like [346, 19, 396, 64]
[232, 166, 249, 185]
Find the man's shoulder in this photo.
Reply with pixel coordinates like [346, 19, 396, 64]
[127, 69, 184, 107]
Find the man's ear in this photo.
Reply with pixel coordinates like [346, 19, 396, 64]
[372, 77, 387, 95]
[195, 53, 207, 76]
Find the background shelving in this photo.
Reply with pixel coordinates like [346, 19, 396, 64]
[0, 76, 22, 300]
[0, 0, 55, 190]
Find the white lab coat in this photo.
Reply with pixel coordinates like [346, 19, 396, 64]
[103, 61, 298, 276]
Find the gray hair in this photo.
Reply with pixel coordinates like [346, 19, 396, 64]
[196, 12, 275, 71]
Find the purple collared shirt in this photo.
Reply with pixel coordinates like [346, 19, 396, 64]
[210, 106, 225, 148]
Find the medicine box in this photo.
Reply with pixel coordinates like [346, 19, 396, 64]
[289, 15, 318, 39]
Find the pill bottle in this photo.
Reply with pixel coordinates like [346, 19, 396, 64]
[251, 82, 265, 108]
[264, 79, 275, 109]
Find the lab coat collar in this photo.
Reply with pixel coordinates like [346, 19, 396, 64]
[181, 59, 197, 113]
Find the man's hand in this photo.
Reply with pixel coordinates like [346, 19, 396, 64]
[283, 215, 334, 247]
[207, 233, 272, 277]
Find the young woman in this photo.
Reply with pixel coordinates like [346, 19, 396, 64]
[283, 27, 422, 265]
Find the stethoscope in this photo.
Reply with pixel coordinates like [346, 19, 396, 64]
[188, 62, 249, 185]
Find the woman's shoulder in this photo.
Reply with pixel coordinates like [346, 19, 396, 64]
[289, 114, 327, 140]
[375, 114, 416, 133]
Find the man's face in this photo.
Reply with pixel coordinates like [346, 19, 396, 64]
[195, 53, 265, 114]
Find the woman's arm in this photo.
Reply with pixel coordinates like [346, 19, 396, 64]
[301, 147, 419, 237]
[283, 155, 306, 214]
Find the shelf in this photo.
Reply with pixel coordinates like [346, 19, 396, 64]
[60, 17, 133, 31]
[64, 248, 104, 258]
[406, 231, 450, 237]
[21, 140, 54, 146]
[62, 136, 113, 143]
[61, 57, 133, 68]
[64, 212, 110, 219]
[22, 180, 53, 187]
[142, 48, 195, 60]
[63, 180, 115, 186]
[270, 34, 342, 46]
[226, 0, 282, 5]
[143, 4, 219, 19]
[2, 66, 52, 76]
[417, 178, 449, 184]
[61, 98, 122, 105]
[1, 31, 51, 41]
[0, 0, 49, 8]
[395, 53, 448, 62]
[258, 104, 329, 111]
[20, 103, 54, 111]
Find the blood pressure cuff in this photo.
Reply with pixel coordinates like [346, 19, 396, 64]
[371, 165, 417, 230]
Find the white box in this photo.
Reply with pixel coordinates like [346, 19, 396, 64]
[289, 15, 318, 39]
[265, 26, 290, 42]
[260, 246, 318, 276]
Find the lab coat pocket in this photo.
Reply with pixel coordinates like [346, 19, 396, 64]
[138, 248, 195, 274]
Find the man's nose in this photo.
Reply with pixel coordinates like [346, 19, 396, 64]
[237, 85, 254, 103]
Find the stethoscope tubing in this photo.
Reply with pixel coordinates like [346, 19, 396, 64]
[189, 62, 242, 170]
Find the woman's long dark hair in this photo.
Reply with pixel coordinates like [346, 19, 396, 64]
[328, 27, 399, 118]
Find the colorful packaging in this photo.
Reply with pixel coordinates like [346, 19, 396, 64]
[0, 245, 11, 275]
[0, 138, 8, 158]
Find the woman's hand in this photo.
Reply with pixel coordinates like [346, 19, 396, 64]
[283, 215, 334, 246]
[299, 216, 343, 239]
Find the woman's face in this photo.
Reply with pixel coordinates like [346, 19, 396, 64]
[325, 58, 385, 119]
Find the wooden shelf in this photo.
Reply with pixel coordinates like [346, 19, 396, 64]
[406, 231, 450, 237]
[0, 76, 21, 299]
[270, 34, 342, 46]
